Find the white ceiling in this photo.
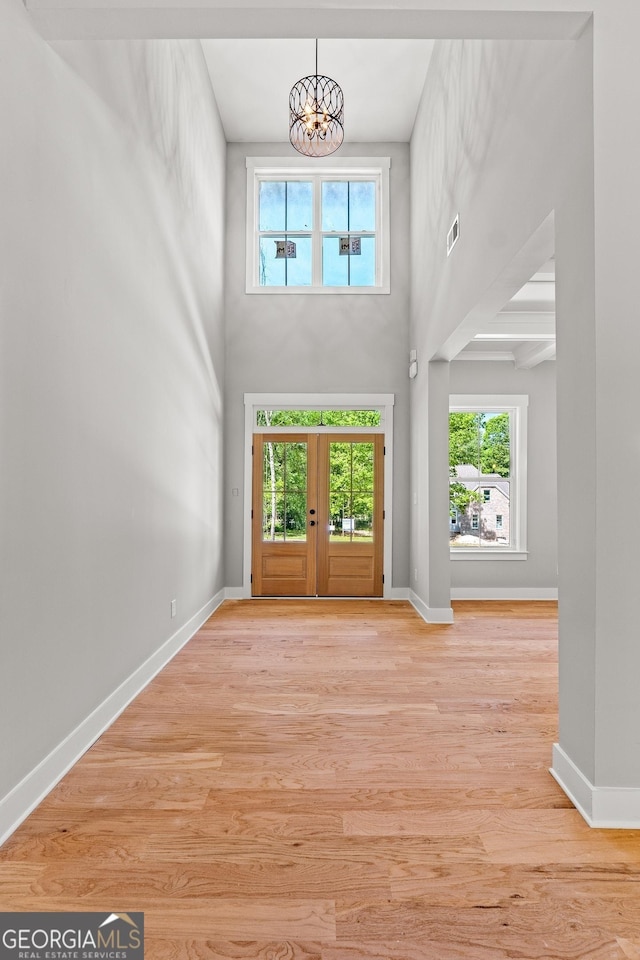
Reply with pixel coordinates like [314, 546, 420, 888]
[201, 38, 435, 143]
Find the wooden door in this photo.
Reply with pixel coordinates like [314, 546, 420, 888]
[252, 433, 383, 597]
[317, 434, 384, 597]
[252, 434, 317, 596]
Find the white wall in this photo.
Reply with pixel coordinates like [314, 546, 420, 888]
[0, 0, 227, 826]
[410, 37, 581, 613]
[448, 359, 557, 597]
[8, 0, 640, 827]
[408, 31, 603, 798]
[223, 141, 411, 591]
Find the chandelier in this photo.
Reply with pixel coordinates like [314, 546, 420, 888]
[289, 40, 344, 157]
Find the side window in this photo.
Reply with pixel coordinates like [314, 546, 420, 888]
[449, 395, 527, 556]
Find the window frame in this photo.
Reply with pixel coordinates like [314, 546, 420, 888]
[246, 157, 391, 295]
[449, 394, 528, 561]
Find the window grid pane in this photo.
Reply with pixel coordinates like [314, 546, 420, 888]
[257, 176, 378, 288]
[449, 478, 511, 547]
[321, 180, 376, 287]
[449, 409, 513, 549]
[258, 235, 312, 287]
[322, 181, 349, 232]
[285, 181, 313, 231]
[259, 181, 286, 231]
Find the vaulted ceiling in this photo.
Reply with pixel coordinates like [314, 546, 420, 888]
[201, 38, 436, 144]
[201, 37, 555, 367]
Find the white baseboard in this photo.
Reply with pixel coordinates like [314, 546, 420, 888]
[0, 589, 226, 848]
[224, 587, 245, 599]
[409, 590, 454, 624]
[389, 587, 410, 600]
[551, 743, 640, 828]
[227, 588, 414, 602]
[451, 587, 558, 600]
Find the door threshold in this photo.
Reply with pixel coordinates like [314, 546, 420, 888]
[250, 595, 386, 600]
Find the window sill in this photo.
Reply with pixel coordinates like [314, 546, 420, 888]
[246, 284, 390, 295]
[450, 550, 528, 561]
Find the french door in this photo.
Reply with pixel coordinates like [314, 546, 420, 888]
[252, 433, 384, 597]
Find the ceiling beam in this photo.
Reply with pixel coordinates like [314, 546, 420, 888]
[514, 340, 557, 368]
[454, 349, 517, 363]
[508, 280, 556, 310]
[475, 313, 556, 339]
[24, 3, 590, 42]
[433, 210, 555, 362]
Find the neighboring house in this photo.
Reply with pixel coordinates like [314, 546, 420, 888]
[450, 465, 510, 544]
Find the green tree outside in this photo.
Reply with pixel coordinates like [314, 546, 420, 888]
[449, 411, 511, 518]
[259, 411, 378, 541]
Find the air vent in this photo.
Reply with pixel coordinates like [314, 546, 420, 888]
[447, 214, 460, 256]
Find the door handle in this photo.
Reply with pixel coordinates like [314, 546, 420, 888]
[309, 520, 316, 526]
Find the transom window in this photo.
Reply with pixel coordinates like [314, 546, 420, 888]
[246, 158, 390, 294]
[256, 409, 381, 428]
[449, 395, 528, 559]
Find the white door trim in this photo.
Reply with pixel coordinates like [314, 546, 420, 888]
[243, 393, 395, 598]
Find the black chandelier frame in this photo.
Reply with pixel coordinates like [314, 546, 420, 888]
[289, 40, 344, 158]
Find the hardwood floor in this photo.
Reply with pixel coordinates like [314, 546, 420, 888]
[2, 600, 640, 958]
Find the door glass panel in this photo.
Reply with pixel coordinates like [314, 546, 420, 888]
[329, 493, 352, 541]
[262, 441, 307, 542]
[354, 495, 374, 541]
[263, 441, 285, 489]
[285, 491, 308, 541]
[329, 441, 375, 542]
[262, 492, 278, 542]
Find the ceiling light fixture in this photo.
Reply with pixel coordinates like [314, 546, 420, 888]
[289, 39, 344, 157]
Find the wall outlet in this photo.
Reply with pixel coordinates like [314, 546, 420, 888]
[170, 599, 177, 618]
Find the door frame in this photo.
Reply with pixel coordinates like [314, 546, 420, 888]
[243, 393, 395, 599]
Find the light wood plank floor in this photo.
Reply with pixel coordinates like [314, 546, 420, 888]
[2, 600, 640, 959]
